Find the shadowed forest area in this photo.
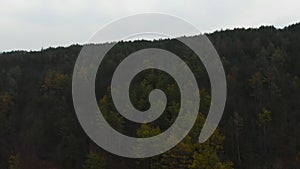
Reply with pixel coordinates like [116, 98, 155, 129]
[0, 23, 300, 169]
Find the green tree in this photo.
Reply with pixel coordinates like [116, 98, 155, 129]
[160, 136, 194, 169]
[0, 92, 13, 134]
[137, 123, 161, 138]
[8, 154, 21, 169]
[136, 124, 161, 169]
[189, 113, 233, 169]
[190, 128, 233, 169]
[233, 112, 243, 162]
[136, 113, 233, 169]
[258, 108, 272, 153]
[83, 152, 105, 169]
[99, 94, 125, 132]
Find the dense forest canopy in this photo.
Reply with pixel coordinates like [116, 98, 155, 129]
[0, 23, 300, 169]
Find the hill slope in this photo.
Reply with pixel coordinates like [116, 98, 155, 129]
[0, 23, 300, 169]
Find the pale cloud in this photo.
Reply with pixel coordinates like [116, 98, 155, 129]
[0, 0, 299, 51]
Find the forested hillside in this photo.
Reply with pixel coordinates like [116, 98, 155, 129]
[0, 23, 300, 169]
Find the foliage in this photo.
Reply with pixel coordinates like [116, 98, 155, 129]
[83, 152, 105, 169]
[0, 23, 300, 169]
[8, 154, 21, 169]
[258, 108, 272, 127]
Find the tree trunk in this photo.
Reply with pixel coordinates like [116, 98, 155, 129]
[263, 125, 267, 153]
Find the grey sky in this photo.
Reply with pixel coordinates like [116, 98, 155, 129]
[1, 0, 299, 52]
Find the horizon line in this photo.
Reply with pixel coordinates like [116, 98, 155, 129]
[1, 22, 299, 54]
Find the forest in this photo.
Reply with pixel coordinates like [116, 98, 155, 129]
[0, 23, 300, 169]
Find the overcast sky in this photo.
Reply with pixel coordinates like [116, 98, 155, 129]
[1, 0, 300, 52]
